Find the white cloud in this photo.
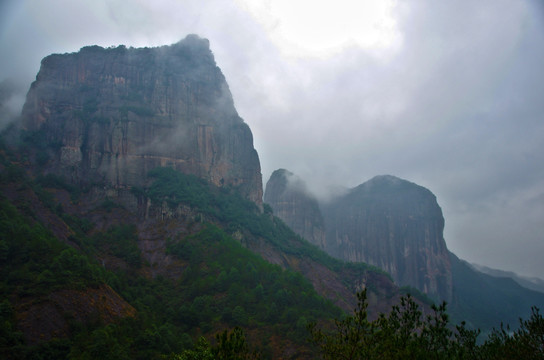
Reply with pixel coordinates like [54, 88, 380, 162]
[234, 0, 402, 58]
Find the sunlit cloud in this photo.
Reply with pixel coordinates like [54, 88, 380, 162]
[234, 0, 402, 58]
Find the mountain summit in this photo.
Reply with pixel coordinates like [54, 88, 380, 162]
[322, 175, 452, 302]
[265, 171, 453, 302]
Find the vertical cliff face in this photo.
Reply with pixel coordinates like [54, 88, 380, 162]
[21, 35, 262, 205]
[322, 175, 452, 302]
[264, 169, 326, 248]
[265, 170, 453, 302]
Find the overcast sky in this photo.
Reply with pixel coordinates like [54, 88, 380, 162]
[1, 0, 543, 278]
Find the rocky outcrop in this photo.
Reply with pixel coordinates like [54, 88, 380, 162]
[322, 175, 452, 302]
[21, 35, 262, 205]
[264, 169, 326, 248]
[265, 171, 453, 302]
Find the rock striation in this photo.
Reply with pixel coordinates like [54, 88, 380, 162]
[265, 171, 453, 302]
[21, 35, 263, 205]
[322, 175, 452, 302]
[264, 169, 326, 248]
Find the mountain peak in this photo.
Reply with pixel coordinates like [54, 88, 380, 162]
[21, 36, 263, 205]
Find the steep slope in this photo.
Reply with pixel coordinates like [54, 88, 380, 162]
[322, 175, 452, 302]
[21, 35, 262, 205]
[0, 151, 404, 358]
[265, 169, 544, 332]
[470, 263, 544, 294]
[264, 169, 326, 249]
[449, 252, 544, 331]
[266, 171, 453, 302]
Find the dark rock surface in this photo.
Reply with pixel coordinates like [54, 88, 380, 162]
[264, 169, 326, 248]
[322, 175, 452, 302]
[265, 171, 453, 302]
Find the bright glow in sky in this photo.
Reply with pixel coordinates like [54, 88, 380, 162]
[235, 0, 401, 58]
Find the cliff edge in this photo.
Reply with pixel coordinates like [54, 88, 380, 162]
[21, 35, 262, 205]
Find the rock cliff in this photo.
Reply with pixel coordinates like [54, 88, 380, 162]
[21, 35, 262, 205]
[322, 175, 452, 302]
[264, 169, 326, 248]
[265, 171, 453, 302]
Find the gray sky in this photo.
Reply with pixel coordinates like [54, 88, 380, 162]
[1, 0, 543, 278]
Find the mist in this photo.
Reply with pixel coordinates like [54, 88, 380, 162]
[1, 0, 543, 278]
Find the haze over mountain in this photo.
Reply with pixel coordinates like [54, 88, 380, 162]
[1, 37, 433, 357]
[264, 168, 544, 330]
[1, 0, 543, 280]
[2, 28, 544, 357]
[20, 36, 262, 205]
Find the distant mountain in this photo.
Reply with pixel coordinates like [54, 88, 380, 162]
[470, 263, 544, 294]
[265, 171, 453, 302]
[321, 175, 453, 302]
[4, 33, 543, 357]
[264, 169, 544, 332]
[449, 252, 544, 331]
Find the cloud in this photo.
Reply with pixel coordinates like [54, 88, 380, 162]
[1, 0, 543, 277]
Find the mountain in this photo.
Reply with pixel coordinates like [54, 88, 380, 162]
[470, 263, 544, 294]
[0, 37, 412, 358]
[264, 170, 544, 329]
[322, 175, 453, 302]
[20, 34, 262, 206]
[449, 252, 544, 331]
[4, 34, 543, 357]
[265, 172, 452, 302]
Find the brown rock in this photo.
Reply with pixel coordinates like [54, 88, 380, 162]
[21, 35, 262, 206]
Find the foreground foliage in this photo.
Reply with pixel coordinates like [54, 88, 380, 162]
[170, 327, 261, 360]
[309, 289, 544, 360]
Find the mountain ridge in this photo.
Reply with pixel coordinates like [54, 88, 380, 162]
[264, 168, 544, 330]
[265, 170, 453, 302]
[470, 262, 544, 294]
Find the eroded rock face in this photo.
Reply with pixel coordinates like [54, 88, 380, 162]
[264, 169, 326, 249]
[265, 170, 453, 302]
[322, 175, 452, 302]
[21, 35, 262, 205]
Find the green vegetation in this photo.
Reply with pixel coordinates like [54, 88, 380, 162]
[0, 162, 342, 358]
[171, 327, 261, 359]
[309, 289, 544, 359]
[0, 155, 541, 358]
[147, 167, 390, 279]
[166, 223, 342, 338]
[0, 197, 105, 296]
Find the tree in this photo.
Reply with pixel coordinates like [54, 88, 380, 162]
[481, 306, 544, 360]
[309, 289, 485, 360]
[171, 327, 260, 360]
[308, 289, 376, 360]
[213, 327, 261, 360]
